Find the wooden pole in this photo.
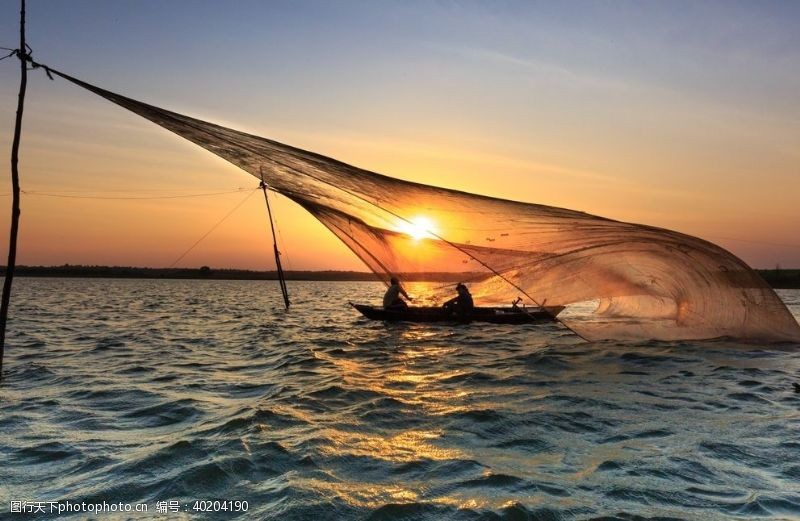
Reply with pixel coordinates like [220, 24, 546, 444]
[0, 0, 27, 377]
[259, 168, 290, 309]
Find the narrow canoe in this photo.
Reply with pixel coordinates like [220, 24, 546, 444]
[350, 303, 564, 324]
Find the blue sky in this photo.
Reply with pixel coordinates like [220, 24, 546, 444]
[0, 1, 798, 269]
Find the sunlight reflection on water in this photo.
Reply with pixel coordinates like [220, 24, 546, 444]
[1, 279, 799, 520]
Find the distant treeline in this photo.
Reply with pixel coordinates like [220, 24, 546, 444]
[1, 265, 798, 288]
[757, 269, 800, 289]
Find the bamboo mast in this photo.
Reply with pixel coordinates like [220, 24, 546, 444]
[259, 168, 290, 309]
[0, 0, 27, 377]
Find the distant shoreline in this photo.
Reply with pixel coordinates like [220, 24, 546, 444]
[0, 265, 798, 288]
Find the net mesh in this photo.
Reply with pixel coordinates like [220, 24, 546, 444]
[54, 72, 800, 342]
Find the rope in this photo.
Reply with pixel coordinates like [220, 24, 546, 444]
[167, 188, 258, 268]
[9, 46, 54, 79]
[273, 193, 293, 270]
[16, 54, 541, 311]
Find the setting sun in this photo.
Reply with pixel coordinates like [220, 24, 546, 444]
[398, 216, 438, 241]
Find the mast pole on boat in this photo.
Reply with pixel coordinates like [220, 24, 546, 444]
[0, 0, 28, 377]
[259, 168, 290, 309]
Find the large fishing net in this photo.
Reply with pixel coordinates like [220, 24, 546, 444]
[41, 69, 800, 342]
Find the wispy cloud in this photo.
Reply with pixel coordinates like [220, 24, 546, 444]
[426, 42, 636, 93]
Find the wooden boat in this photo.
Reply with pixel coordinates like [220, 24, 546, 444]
[350, 302, 565, 324]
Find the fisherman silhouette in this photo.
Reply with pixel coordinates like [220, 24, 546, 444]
[383, 277, 411, 310]
[442, 283, 474, 317]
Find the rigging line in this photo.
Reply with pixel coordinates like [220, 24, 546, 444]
[31, 61, 554, 319]
[321, 216, 400, 283]
[261, 154, 551, 311]
[21, 62, 441, 277]
[225, 142, 550, 308]
[20, 187, 250, 193]
[21, 188, 252, 200]
[272, 193, 293, 271]
[168, 188, 258, 268]
[274, 183, 584, 334]
[21, 59, 293, 303]
[186, 133, 552, 309]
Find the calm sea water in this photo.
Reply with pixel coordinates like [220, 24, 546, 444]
[1, 279, 799, 520]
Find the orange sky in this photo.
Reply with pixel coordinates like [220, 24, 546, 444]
[0, 2, 798, 270]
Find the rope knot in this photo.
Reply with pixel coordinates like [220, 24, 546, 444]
[2, 45, 55, 80]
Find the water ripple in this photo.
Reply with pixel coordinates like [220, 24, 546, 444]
[0, 279, 799, 520]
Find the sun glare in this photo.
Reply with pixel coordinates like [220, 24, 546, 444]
[398, 216, 438, 241]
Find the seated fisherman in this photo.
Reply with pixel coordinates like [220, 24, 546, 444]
[383, 276, 411, 310]
[442, 283, 474, 316]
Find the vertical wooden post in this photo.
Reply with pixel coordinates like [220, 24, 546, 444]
[0, 0, 27, 377]
[259, 168, 290, 309]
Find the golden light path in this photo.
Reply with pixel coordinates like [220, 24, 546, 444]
[252, 340, 588, 512]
